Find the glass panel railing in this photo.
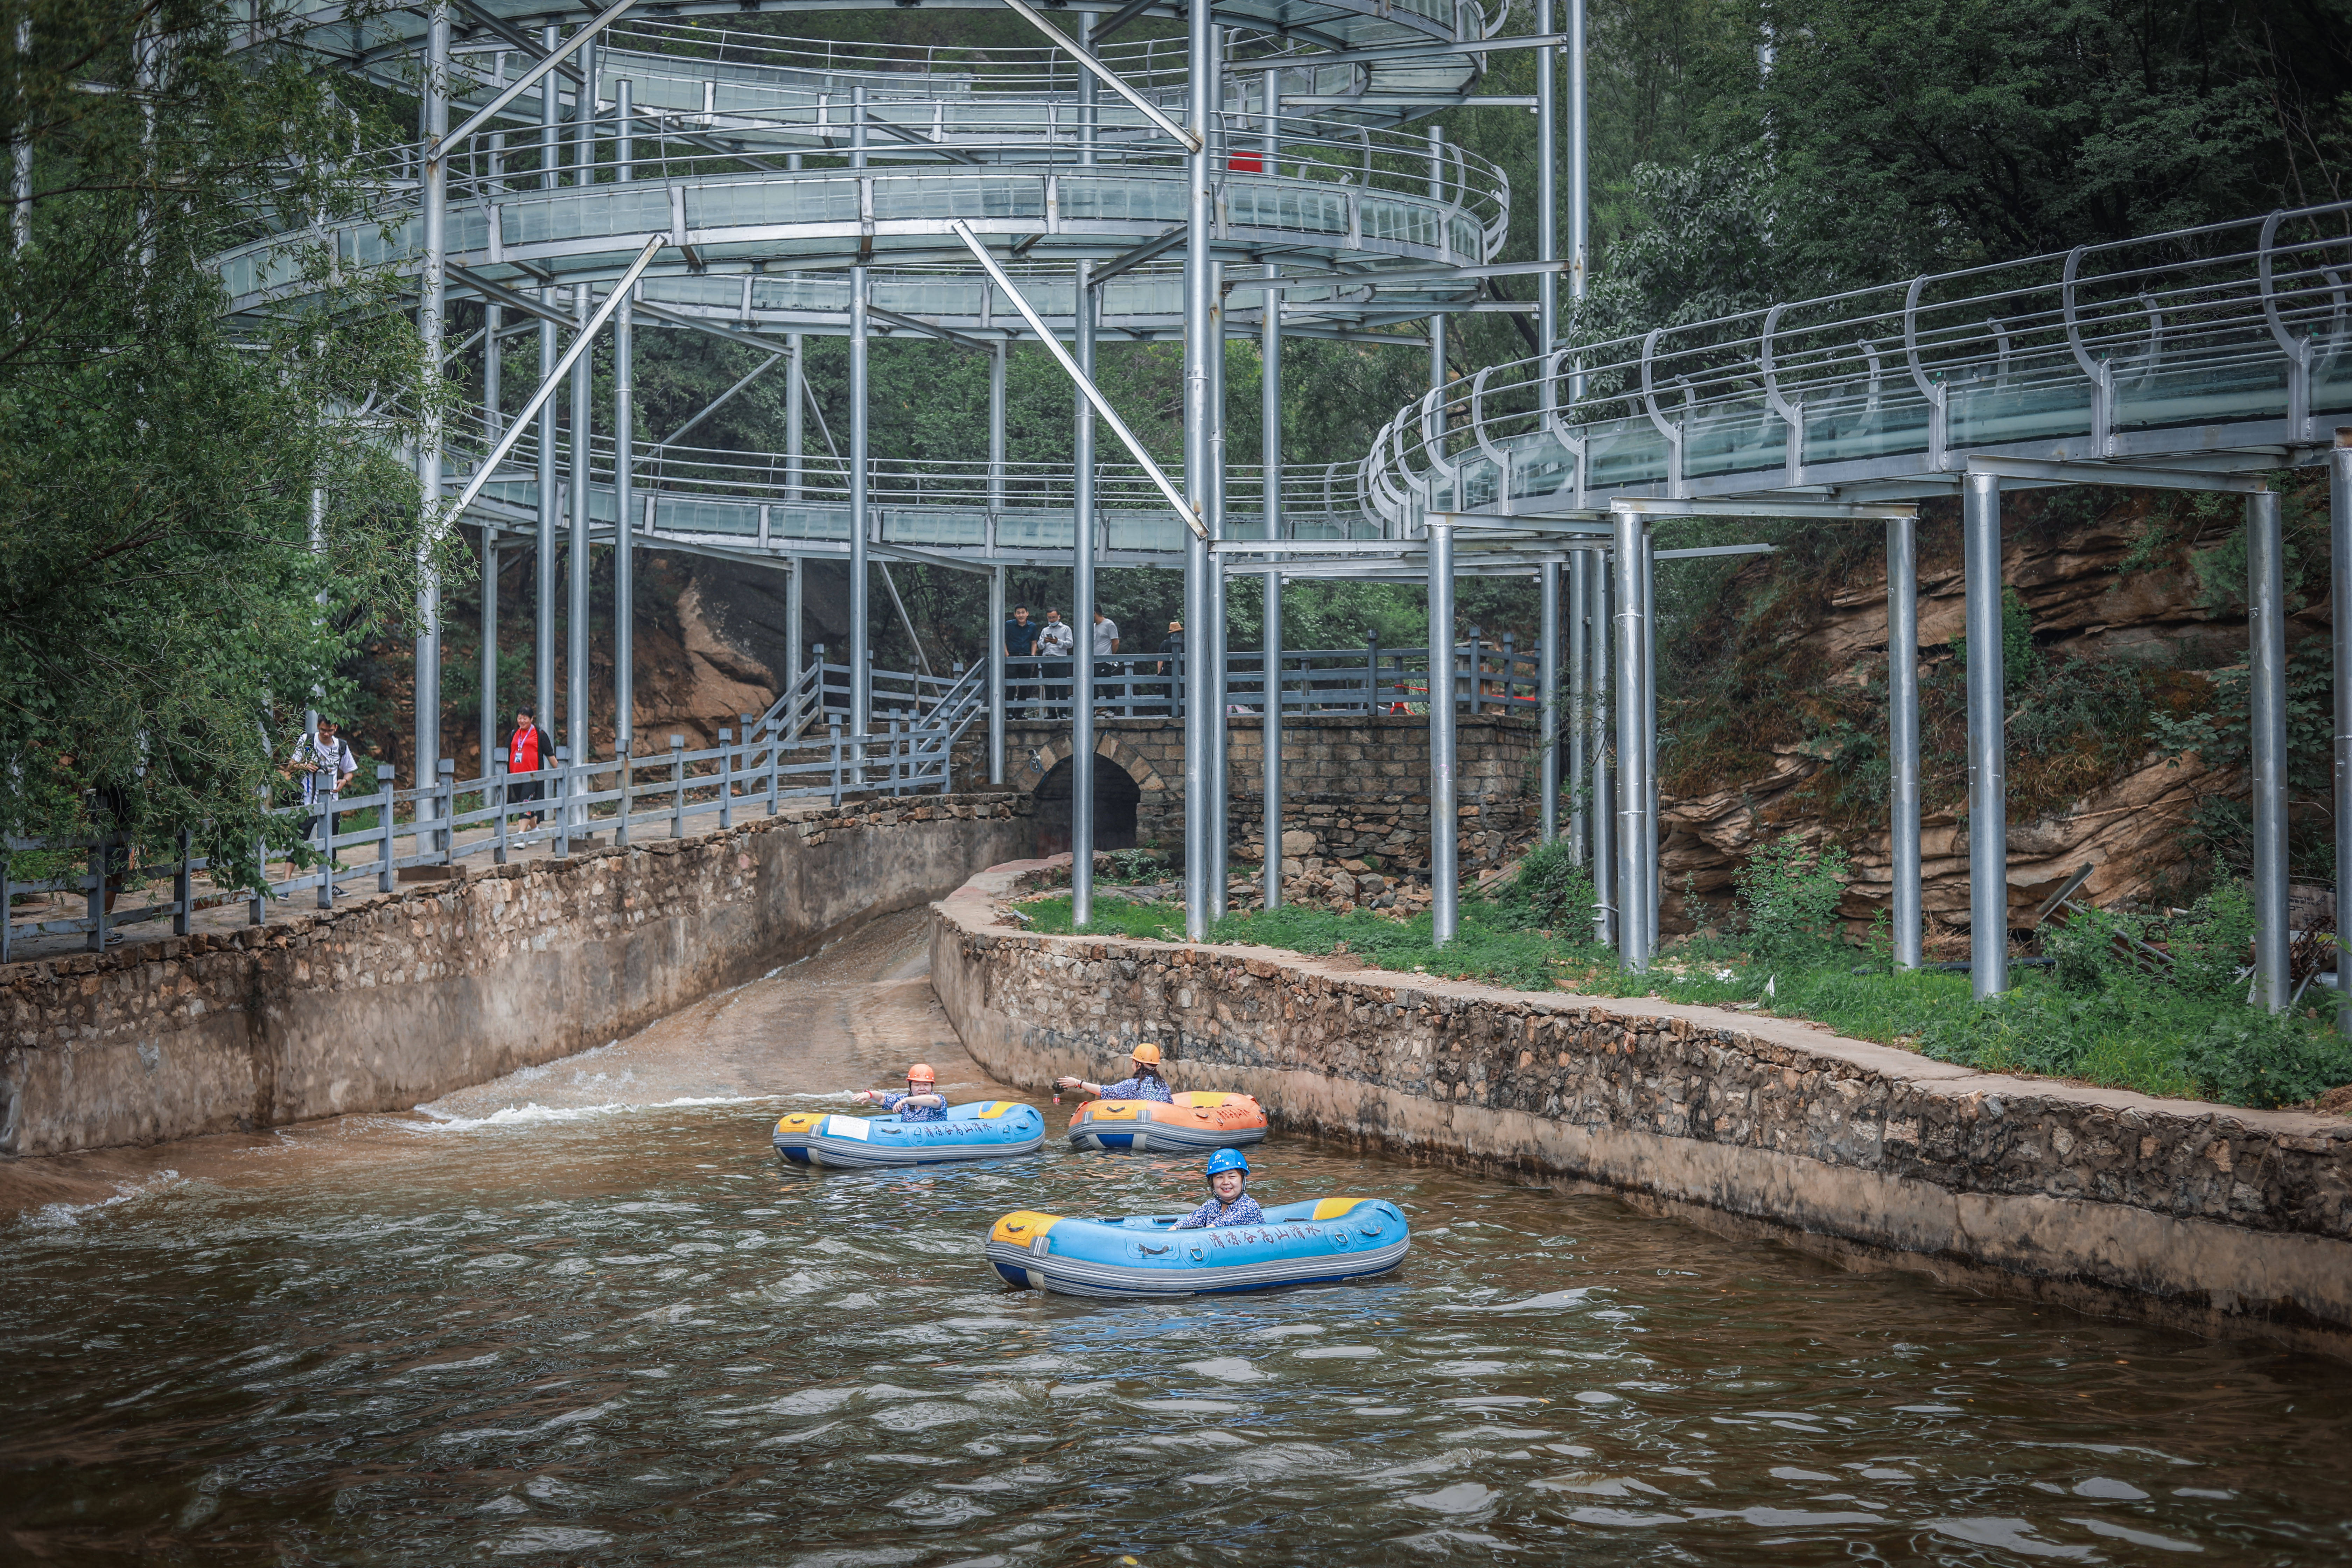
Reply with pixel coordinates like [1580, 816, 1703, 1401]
[881, 175, 1046, 223]
[1684, 398, 1786, 479]
[654, 496, 761, 536]
[1799, 384, 1932, 466]
[1945, 365, 2094, 449]
[687, 178, 859, 230]
[1582, 418, 1668, 491]
[503, 186, 673, 246]
[882, 511, 988, 546]
[1059, 177, 1188, 226]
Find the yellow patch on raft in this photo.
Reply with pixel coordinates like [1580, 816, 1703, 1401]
[1312, 1197, 1369, 1220]
[990, 1211, 1062, 1245]
[775, 1113, 825, 1135]
[977, 1101, 1017, 1119]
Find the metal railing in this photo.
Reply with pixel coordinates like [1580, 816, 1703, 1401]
[997, 636, 1544, 722]
[1, 669, 989, 960]
[1367, 200, 2352, 519]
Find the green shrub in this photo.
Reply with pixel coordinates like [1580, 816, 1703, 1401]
[2180, 1012, 2352, 1110]
[2166, 881, 2256, 999]
[1735, 833, 1850, 964]
[1486, 839, 1595, 932]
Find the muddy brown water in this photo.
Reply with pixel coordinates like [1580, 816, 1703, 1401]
[4, 910, 2349, 1564]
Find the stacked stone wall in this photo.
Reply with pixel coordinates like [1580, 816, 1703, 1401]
[967, 713, 1541, 873]
[1, 796, 1031, 1156]
[931, 860, 2352, 1354]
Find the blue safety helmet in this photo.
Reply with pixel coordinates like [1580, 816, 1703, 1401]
[1205, 1149, 1251, 1179]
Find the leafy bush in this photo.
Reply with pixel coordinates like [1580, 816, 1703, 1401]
[1486, 839, 1595, 933]
[1735, 834, 1850, 964]
[2166, 881, 2256, 999]
[2180, 1013, 2352, 1110]
[1098, 847, 1166, 883]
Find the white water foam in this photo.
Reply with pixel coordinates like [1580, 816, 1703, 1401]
[404, 1095, 791, 1132]
[23, 1169, 184, 1230]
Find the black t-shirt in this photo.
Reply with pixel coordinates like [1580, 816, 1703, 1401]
[1003, 617, 1039, 657]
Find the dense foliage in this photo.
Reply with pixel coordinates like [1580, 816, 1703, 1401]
[0, 0, 436, 888]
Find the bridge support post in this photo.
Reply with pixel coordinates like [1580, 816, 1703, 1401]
[1429, 517, 1458, 945]
[987, 566, 1006, 785]
[532, 26, 559, 744]
[1208, 257, 1229, 922]
[1540, 559, 1561, 842]
[2249, 488, 2290, 1012]
[1613, 510, 1649, 970]
[1643, 530, 1659, 949]
[1262, 257, 1284, 911]
[786, 564, 805, 735]
[567, 281, 593, 835]
[1962, 472, 2008, 999]
[479, 535, 497, 779]
[1567, 550, 1588, 864]
[2333, 435, 2352, 1035]
[1073, 260, 1097, 928]
[850, 264, 871, 783]
[1180, 0, 1215, 942]
[414, 2, 449, 836]
[1590, 551, 1613, 943]
[1888, 513, 1923, 969]
[612, 78, 635, 780]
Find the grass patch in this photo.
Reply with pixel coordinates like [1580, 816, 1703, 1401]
[1014, 842, 2352, 1111]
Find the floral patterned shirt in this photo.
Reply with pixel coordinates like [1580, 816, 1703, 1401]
[1175, 1194, 1265, 1229]
[1098, 1074, 1174, 1104]
[878, 1091, 946, 1123]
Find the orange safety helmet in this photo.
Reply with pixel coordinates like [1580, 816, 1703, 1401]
[1129, 1043, 1162, 1067]
[905, 1063, 937, 1085]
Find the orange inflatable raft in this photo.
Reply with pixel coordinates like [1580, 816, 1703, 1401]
[1065, 1091, 1268, 1154]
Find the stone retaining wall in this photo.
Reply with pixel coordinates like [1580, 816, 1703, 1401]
[0, 797, 1032, 1157]
[971, 713, 1541, 870]
[931, 860, 2352, 1354]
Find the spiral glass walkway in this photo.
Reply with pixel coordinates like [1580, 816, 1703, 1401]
[245, 2, 2351, 1029]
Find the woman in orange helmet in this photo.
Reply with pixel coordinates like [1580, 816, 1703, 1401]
[1056, 1043, 1174, 1104]
[854, 1063, 948, 1122]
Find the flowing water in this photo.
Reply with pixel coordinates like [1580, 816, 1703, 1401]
[5, 910, 2350, 1565]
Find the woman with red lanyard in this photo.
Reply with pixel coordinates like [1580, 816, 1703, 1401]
[507, 705, 554, 829]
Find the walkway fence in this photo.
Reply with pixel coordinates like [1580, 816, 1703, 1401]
[3, 637, 1545, 960]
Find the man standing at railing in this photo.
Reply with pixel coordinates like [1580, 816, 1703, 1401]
[1091, 607, 1122, 717]
[286, 718, 357, 879]
[1157, 620, 1184, 719]
[507, 706, 555, 830]
[1003, 603, 1040, 719]
[1038, 607, 1076, 716]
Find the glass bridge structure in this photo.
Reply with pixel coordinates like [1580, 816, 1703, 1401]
[244, 2, 2350, 1027]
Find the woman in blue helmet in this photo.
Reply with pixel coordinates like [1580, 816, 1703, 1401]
[1174, 1149, 1265, 1228]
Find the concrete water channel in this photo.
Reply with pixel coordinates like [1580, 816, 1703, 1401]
[5, 908, 2348, 1563]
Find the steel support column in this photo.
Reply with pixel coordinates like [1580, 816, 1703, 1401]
[1613, 512, 1648, 970]
[532, 26, 558, 737]
[1590, 555, 1612, 942]
[987, 566, 1006, 783]
[1566, 0, 1588, 308]
[785, 331, 804, 504]
[1643, 531, 1659, 947]
[1180, 0, 1216, 940]
[611, 76, 634, 769]
[1536, 0, 1556, 352]
[1429, 516, 1458, 944]
[1962, 472, 2008, 998]
[1888, 513, 1923, 969]
[414, 3, 450, 825]
[1540, 559, 1560, 841]
[1261, 257, 1283, 910]
[1567, 550, 1588, 862]
[2248, 488, 2290, 1012]
[479, 533, 497, 772]
[786, 563, 805, 731]
[1072, 260, 1098, 927]
[849, 264, 871, 769]
[1208, 255, 1229, 922]
[2334, 436, 2352, 1035]
[1428, 125, 1447, 439]
[567, 281, 592, 805]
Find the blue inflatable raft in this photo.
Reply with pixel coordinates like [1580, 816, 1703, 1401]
[985, 1197, 1410, 1296]
[773, 1100, 1045, 1169]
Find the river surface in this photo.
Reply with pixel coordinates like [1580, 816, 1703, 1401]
[5, 911, 2350, 1565]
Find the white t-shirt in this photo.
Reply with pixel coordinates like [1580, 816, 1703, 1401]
[295, 735, 357, 805]
[1037, 621, 1075, 657]
[1092, 617, 1120, 656]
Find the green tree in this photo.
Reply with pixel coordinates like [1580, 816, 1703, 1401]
[0, 0, 439, 890]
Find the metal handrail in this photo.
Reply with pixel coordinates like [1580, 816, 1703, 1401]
[1369, 199, 2352, 516]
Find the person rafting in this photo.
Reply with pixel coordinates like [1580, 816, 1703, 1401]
[1175, 1149, 1264, 1228]
[853, 1063, 947, 1123]
[1056, 1042, 1175, 1104]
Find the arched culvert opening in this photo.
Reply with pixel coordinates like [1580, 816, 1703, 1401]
[1032, 756, 1141, 858]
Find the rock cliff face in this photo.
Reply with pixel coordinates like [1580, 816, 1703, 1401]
[1657, 483, 2333, 945]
